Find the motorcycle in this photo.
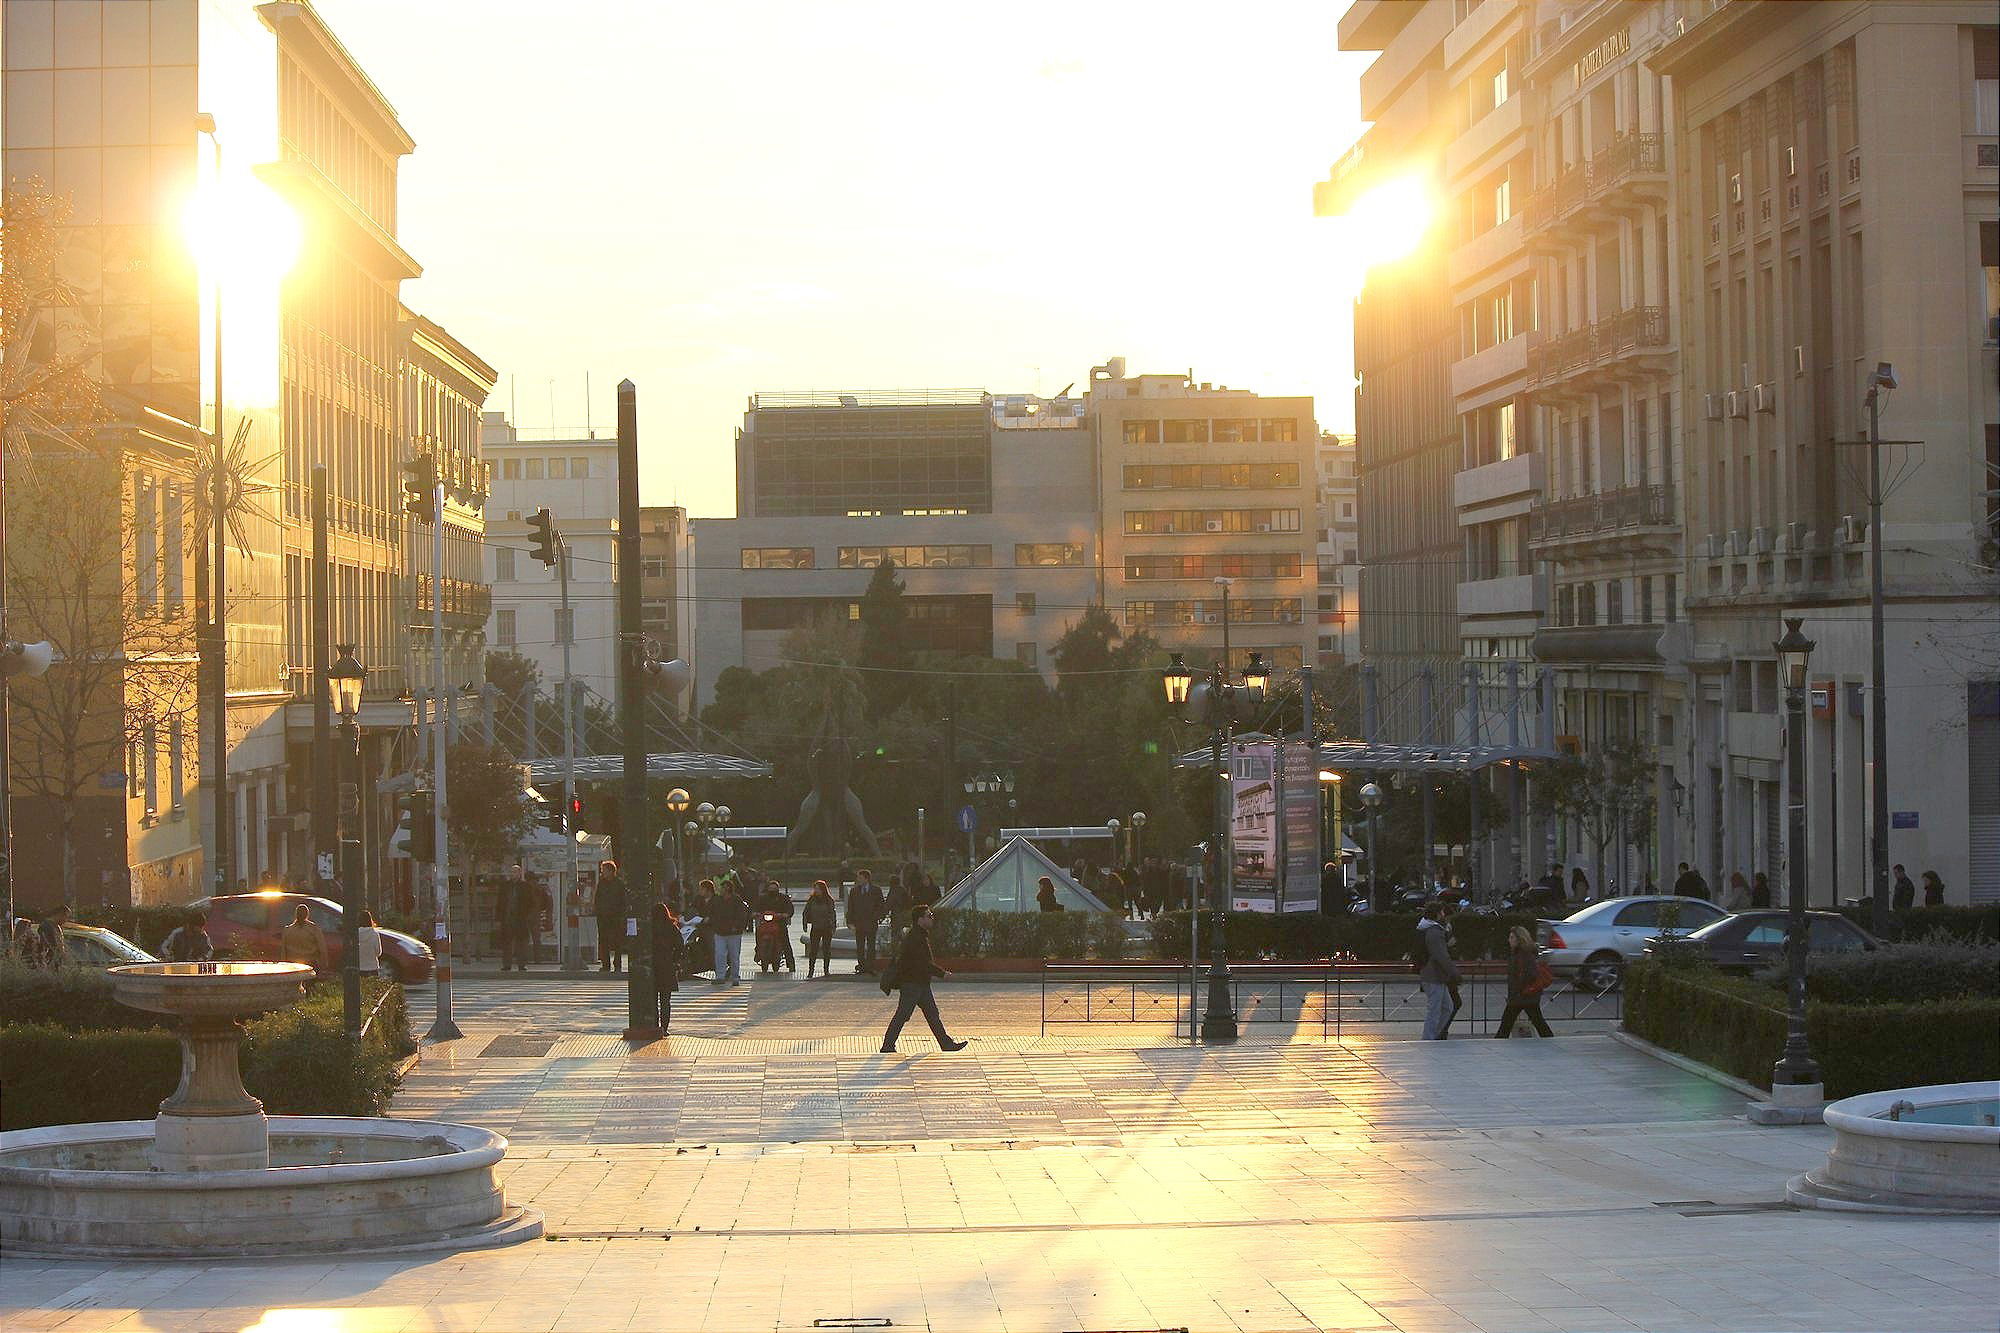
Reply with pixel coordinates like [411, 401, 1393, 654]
[754, 911, 788, 973]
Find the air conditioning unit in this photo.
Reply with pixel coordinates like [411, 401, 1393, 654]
[1749, 526, 1772, 555]
[1725, 390, 1748, 419]
[1792, 345, 1806, 376]
[1751, 382, 1775, 414]
[1199, 612, 1221, 625]
[1784, 521, 1806, 552]
[1204, 519, 1224, 533]
[1255, 522, 1272, 533]
[1704, 533, 1725, 559]
[1839, 514, 1864, 545]
[1729, 172, 1743, 202]
[1703, 393, 1724, 422]
[1727, 529, 1747, 557]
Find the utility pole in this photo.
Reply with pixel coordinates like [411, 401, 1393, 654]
[402, 449, 458, 1042]
[310, 468, 335, 897]
[616, 382, 657, 1041]
[529, 507, 579, 969]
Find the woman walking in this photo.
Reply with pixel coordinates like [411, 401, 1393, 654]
[802, 880, 837, 978]
[1496, 925, 1554, 1038]
[879, 905, 967, 1054]
[650, 900, 683, 1034]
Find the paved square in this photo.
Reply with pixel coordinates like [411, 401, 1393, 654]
[4, 976, 1994, 1332]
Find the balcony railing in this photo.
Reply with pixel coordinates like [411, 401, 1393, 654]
[1521, 132, 1666, 235]
[1529, 483, 1674, 545]
[409, 574, 493, 624]
[1527, 306, 1669, 387]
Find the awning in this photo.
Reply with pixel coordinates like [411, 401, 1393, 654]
[1177, 739, 1556, 774]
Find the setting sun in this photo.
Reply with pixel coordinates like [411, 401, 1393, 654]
[181, 170, 302, 292]
[1334, 174, 1435, 271]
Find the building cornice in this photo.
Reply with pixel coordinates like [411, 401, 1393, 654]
[402, 308, 499, 396]
[256, 1, 415, 156]
[1646, 0, 1783, 81]
[258, 158, 421, 281]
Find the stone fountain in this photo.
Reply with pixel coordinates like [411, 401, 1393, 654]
[0, 962, 540, 1258]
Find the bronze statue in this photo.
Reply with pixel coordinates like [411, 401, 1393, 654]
[785, 691, 880, 856]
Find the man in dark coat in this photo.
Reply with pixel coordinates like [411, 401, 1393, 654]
[709, 877, 751, 985]
[497, 864, 535, 971]
[1892, 864, 1917, 912]
[879, 904, 966, 1053]
[848, 869, 885, 974]
[649, 901, 683, 1033]
[594, 861, 628, 973]
[1672, 862, 1710, 901]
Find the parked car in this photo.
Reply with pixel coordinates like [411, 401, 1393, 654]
[197, 892, 434, 983]
[1650, 909, 1882, 973]
[60, 923, 158, 968]
[1537, 895, 1732, 992]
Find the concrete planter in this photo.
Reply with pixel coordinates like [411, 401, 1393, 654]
[0, 1116, 540, 1257]
[1787, 1082, 2000, 1214]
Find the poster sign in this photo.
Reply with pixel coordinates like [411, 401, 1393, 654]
[1891, 810, 1919, 829]
[1230, 739, 1277, 913]
[1279, 741, 1321, 913]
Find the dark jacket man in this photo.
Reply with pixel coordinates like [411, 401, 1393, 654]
[594, 863, 629, 972]
[848, 873, 886, 973]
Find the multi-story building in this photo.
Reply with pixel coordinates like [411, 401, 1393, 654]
[1314, 433, 1363, 668]
[481, 414, 621, 704]
[1318, 1, 1465, 747]
[1090, 368, 1318, 673]
[1653, 0, 1999, 904]
[694, 390, 1097, 702]
[639, 506, 693, 706]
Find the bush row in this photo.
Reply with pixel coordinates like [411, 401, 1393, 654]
[929, 908, 1127, 961]
[1145, 911, 1534, 962]
[0, 977, 414, 1130]
[1770, 935, 2000, 1005]
[1623, 959, 2000, 1099]
[1834, 903, 1997, 943]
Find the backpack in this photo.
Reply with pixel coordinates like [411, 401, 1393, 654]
[1408, 922, 1428, 975]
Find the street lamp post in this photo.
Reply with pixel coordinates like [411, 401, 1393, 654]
[1773, 618, 1823, 1097]
[1862, 363, 1896, 936]
[327, 646, 367, 1042]
[194, 112, 232, 897]
[1131, 811, 1146, 865]
[1359, 782, 1384, 911]
[665, 788, 691, 914]
[1162, 637, 1267, 1044]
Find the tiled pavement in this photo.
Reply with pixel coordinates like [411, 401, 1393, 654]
[3, 978, 1995, 1332]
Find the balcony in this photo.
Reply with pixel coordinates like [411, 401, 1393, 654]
[1457, 574, 1545, 619]
[1454, 451, 1544, 519]
[1522, 133, 1666, 241]
[1529, 482, 1678, 556]
[1526, 305, 1671, 392]
[409, 574, 493, 627]
[1449, 331, 1531, 402]
[1448, 213, 1526, 291]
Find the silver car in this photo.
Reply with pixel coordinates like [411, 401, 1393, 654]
[1536, 895, 1731, 991]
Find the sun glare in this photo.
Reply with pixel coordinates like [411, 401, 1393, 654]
[1338, 175, 1435, 271]
[181, 172, 303, 290]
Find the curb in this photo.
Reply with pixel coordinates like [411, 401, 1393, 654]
[1608, 1028, 1770, 1103]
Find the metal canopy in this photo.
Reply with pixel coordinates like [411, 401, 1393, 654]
[523, 752, 772, 783]
[1175, 740, 1553, 774]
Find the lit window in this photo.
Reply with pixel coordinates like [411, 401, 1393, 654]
[571, 457, 589, 478]
[547, 458, 567, 479]
[741, 548, 815, 569]
[1123, 420, 1161, 444]
[525, 458, 544, 480]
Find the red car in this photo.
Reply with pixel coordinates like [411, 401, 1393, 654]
[198, 892, 435, 983]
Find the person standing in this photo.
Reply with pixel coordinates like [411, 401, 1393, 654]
[710, 876, 749, 985]
[1721, 871, 1750, 912]
[849, 869, 885, 975]
[879, 904, 967, 1053]
[1892, 864, 1917, 912]
[802, 880, 837, 978]
[1673, 862, 1710, 901]
[885, 871, 913, 940]
[1921, 870, 1945, 907]
[1416, 900, 1460, 1040]
[1036, 877, 1063, 913]
[1750, 872, 1773, 909]
[594, 860, 629, 973]
[498, 864, 532, 971]
[162, 908, 214, 963]
[1569, 867, 1591, 902]
[1496, 925, 1554, 1038]
[280, 904, 328, 980]
[650, 900, 683, 1033]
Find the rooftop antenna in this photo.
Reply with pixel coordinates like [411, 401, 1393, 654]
[509, 374, 517, 426]
[585, 371, 593, 439]
[547, 379, 555, 437]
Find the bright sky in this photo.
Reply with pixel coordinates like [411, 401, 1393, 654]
[323, 1, 1375, 516]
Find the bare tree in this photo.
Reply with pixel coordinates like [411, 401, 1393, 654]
[1530, 737, 1655, 898]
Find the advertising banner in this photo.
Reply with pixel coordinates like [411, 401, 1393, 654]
[1229, 739, 1277, 912]
[1279, 740, 1321, 913]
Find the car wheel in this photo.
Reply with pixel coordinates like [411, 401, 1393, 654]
[1577, 951, 1624, 993]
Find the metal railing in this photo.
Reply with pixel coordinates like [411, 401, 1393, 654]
[1520, 133, 1666, 234]
[1039, 959, 1622, 1041]
[1530, 483, 1674, 544]
[1527, 307, 1668, 387]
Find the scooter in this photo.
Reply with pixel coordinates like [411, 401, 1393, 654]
[754, 911, 786, 973]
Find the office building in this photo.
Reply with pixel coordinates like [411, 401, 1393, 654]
[1090, 367, 1319, 674]
[639, 506, 693, 708]
[1315, 433, 1363, 668]
[694, 390, 1096, 703]
[481, 414, 621, 704]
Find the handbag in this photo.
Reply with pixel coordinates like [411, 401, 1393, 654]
[1522, 961, 1555, 997]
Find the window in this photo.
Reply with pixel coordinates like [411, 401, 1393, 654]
[1493, 175, 1512, 226]
[1613, 902, 1660, 927]
[836, 545, 991, 569]
[496, 609, 517, 648]
[1016, 592, 1036, 615]
[218, 899, 269, 929]
[1556, 585, 1575, 627]
[1123, 420, 1161, 444]
[555, 607, 574, 645]
[741, 547, 816, 569]
[1742, 921, 1787, 947]
[642, 556, 670, 578]
[1015, 642, 1037, 666]
[168, 718, 184, 810]
[525, 458, 544, 480]
[547, 458, 567, 480]
[1339, 502, 1354, 519]
[1161, 418, 1209, 444]
[1259, 419, 1298, 442]
[1123, 463, 1301, 490]
[571, 457, 589, 478]
[1808, 917, 1869, 952]
[502, 458, 520, 480]
[1607, 579, 1624, 625]
[1124, 509, 1301, 534]
[1492, 63, 1510, 109]
[1124, 553, 1302, 580]
[495, 546, 515, 582]
[1318, 634, 1334, 651]
[1015, 543, 1086, 566]
[1681, 901, 1726, 927]
[142, 722, 159, 813]
[1640, 576, 1655, 624]
[1665, 572, 1679, 623]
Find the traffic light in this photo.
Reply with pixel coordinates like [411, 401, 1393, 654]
[402, 453, 437, 523]
[404, 790, 435, 862]
[526, 507, 558, 567]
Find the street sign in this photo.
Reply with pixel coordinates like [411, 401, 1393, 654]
[315, 852, 335, 880]
[956, 804, 977, 833]
[1891, 810, 1919, 829]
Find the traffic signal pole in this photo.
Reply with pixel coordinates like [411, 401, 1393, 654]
[558, 531, 580, 970]
[616, 382, 658, 1041]
[425, 468, 460, 1041]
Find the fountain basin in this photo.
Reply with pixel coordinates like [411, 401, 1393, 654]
[0, 1117, 541, 1257]
[1786, 1081, 2000, 1214]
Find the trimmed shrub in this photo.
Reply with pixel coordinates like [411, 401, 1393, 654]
[72, 904, 192, 954]
[1835, 903, 1998, 943]
[1766, 936, 2000, 1005]
[0, 977, 412, 1129]
[1146, 911, 1532, 962]
[1624, 959, 2000, 1098]
[0, 956, 169, 1031]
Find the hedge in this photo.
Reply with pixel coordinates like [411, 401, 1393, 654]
[0, 977, 414, 1130]
[1623, 959, 2000, 1099]
[1835, 903, 1997, 943]
[1772, 937, 2000, 1005]
[1146, 911, 1533, 962]
[929, 908, 1126, 960]
[0, 956, 171, 1030]
[73, 903, 192, 954]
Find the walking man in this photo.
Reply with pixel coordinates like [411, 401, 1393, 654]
[594, 860, 628, 973]
[1892, 864, 1917, 913]
[849, 868, 884, 974]
[498, 864, 532, 971]
[710, 875, 750, 985]
[879, 905, 967, 1053]
[1416, 899, 1461, 1040]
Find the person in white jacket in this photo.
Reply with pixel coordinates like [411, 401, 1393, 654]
[356, 908, 383, 977]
